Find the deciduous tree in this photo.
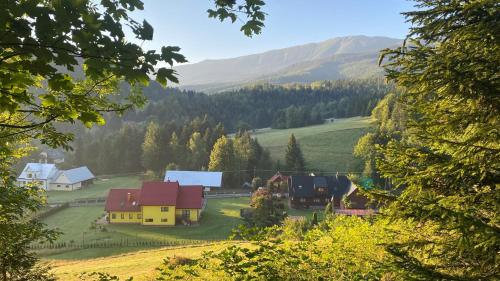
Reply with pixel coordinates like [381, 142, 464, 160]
[209, 136, 236, 188]
[142, 121, 162, 174]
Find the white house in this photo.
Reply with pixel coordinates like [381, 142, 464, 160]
[49, 166, 95, 191]
[164, 170, 223, 191]
[17, 163, 58, 190]
[17, 164, 95, 191]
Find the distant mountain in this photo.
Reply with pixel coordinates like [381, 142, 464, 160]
[175, 36, 402, 93]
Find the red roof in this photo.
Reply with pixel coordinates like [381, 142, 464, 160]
[105, 189, 141, 212]
[105, 182, 203, 211]
[177, 185, 203, 209]
[139, 181, 179, 206]
[269, 172, 289, 183]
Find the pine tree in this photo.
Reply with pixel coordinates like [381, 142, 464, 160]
[375, 0, 500, 279]
[141, 121, 163, 175]
[285, 134, 305, 173]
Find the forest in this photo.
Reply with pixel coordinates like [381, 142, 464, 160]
[56, 78, 387, 176]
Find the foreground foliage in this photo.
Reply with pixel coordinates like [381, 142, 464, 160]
[358, 0, 499, 279]
[155, 215, 417, 281]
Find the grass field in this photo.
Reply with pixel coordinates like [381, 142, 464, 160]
[48, 242, 245, 281]
[46, 175, 141, 203]
[40, 197, 249, 259]
[252, 116, 373, 173]
[40, 193, 318, 260]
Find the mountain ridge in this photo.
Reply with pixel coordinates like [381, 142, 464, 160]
[174, 35, 402, 93]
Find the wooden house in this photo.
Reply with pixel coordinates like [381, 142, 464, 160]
[288, 174, 369, 210]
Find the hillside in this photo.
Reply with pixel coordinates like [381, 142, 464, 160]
[252, 116, 373, 173]
[175, 36, 402, 92]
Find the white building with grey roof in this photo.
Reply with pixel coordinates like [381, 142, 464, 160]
[17, 163, 95, 191]
[49, 166, 95, 191]
[17, 163, 59, 190]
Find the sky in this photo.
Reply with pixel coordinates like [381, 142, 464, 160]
[127, 0, 416, 64]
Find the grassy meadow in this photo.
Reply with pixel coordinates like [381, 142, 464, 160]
[48, 242, 246, 281]
[252, 116, 374, 173]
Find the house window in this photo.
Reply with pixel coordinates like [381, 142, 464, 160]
[111, 213, 116, 219]
[137, 214, 142, 219]
[28, 173, 32, 178]
[325, 198, 330, 203]
[129, 213, 133, 219]
[299, 198, 306, 203]
[120, 213, 124, 219]
[182, 210, 190, 218]
[161, 206, 169, 212]
[161, 218, 168, 222]
[65, 185, 69, 188]
[57, 184, 61, 187]
[314, 198, 320, 203]
[145, 218, 153, 222]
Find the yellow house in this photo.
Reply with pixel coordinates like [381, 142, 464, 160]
[105, 181, 204, 226]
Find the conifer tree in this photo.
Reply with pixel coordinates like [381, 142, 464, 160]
[141, 121, 163, 175]
[376, 0, 499, 279]
[285, 134, 305, 173]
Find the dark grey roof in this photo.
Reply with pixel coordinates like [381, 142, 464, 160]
[326, 175, 351, 198]
[313, 177, 328, 188]
[288, 175, 352, 198]
[288, 176, 315, 198]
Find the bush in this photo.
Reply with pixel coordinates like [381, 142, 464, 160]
[157, 216, 417, 280]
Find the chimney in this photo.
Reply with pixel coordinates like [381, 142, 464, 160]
[127, 192, 132, 202]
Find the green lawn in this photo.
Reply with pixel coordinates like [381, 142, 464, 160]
[46, 175, 141, 203]
[39, 196, 320, 260]
[39, 197, 250, 259]
[252, 116, 373, 173]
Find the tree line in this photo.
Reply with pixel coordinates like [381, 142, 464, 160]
[120, 78, 390, 132]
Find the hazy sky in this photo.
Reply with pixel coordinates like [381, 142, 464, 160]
[127, 1, 416, 63]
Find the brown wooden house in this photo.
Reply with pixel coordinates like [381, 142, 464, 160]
[288, 174, 369, 210]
